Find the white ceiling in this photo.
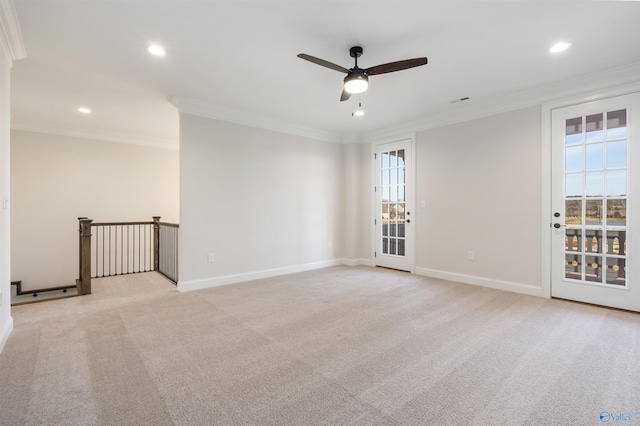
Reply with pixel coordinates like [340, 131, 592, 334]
[9, 1, 640, 147]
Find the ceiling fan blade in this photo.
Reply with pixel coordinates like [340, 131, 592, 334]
[365, 57, 428, 76]
[340, 89, 351, 102]
[297, 54, 349, 73]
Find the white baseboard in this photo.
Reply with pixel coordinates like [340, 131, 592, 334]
[178, 259, 343, 292]
[415, 267, 543, 297]
[177, 261, 542, 298]
[0, 316, 13, 353]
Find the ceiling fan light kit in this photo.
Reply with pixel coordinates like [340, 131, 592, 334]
[344, 73, 368, 94]
[297, 46, 428, 102]
[352, 101, 365, 117]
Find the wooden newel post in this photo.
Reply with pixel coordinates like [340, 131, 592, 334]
[77, 217, 87, 279]
[78, 218, 93, 295]
[153, 216, 161, 271]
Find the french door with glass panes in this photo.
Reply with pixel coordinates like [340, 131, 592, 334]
[551, 93, 640, 311]
[374, 139, 413, 272]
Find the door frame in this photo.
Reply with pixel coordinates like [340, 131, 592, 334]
[541, 84, 640, 300]
[370, 133, 417, 273]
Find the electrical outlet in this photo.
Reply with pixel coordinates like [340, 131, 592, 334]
[207, 253, 215, 263]
[467, 251, 475, 261]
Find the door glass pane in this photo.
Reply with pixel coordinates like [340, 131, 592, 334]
[390, 186, 397, 202]
[389, 239, 396, 255]
[381, 153, 389, 169]
[565, 117, 582, 144]
[607, 230, 626, 255]
[606, 258, 626, 286]
[382, 238, 388, 254]
[585, 143, 603, 170]
[398, 239, 405, 256]
[389, 151, 397, 168]
[584, 229, 602, 254]
[565, 199, 582, 225]
[389, 205, 397, 220]
[565, 146, 582, 171]
[398, 185, 405, 202]
[607, 199, 626, 226]
[382, 211, 389, 236]
[606, 140, 626, 168]
[382, 186, 389, 201]
[606, 109, 627, 139]
[586, 113, 604, 142]
[565, 254, 582, 280]
[585, 199, 603, 225]
[606, 170, 626, 197]
[389, 221, 397, 237]
[585, 255, 603, 283]
[585, 172, 603, 197]
[565, 228, 581, 251]
[566, 173, 582, 197]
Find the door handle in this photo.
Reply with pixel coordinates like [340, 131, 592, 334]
[406, 219, 411, 223]
[553, 223, 564, 229]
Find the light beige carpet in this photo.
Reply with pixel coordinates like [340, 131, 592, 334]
[1, 266, 639, 425]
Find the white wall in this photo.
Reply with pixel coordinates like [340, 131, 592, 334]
[179, 114, 343, 290]
[10, 130, 179, 291]
[341, 143, 371, 264]
[0, 24, 12, 352]
[176, 106, 544, 296]
[414, 106, 543, 294]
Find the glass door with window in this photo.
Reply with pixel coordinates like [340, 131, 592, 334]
[551, 93, 640, 311]
[375, 139, 413, 271]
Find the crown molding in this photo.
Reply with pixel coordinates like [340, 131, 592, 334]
[362, 62, 640, 143]
[340, 132, 363, 144]
[10, 61, 638, 150]
[172, 63, 640, 146]
[11, 121, 179, 150]
[0, 0, 26, 65]
[171, 96, 343, 144]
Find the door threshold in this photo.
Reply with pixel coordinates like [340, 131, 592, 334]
[552, 297, 639, 315]
[375, 266, 411, 273]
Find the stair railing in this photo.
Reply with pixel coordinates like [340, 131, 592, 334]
[77, 216, 179, 295]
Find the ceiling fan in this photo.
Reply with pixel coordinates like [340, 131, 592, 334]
[297, 46, 428, 102]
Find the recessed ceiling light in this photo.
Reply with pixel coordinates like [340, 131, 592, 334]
[78, 107, 91, 114]
[148, 44, 166, 56]
[549, 42, 572, 53]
